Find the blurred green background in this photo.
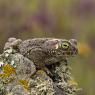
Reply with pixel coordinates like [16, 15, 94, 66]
[0, 0, 95, 95]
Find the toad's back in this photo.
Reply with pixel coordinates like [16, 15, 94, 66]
[18, 38, 53, 56]
[18, 38, 57, 69]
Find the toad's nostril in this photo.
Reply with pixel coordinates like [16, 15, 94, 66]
[76, 49, 78, 53]
[69, 39, 77, 45]
[75, 48, 78, 55]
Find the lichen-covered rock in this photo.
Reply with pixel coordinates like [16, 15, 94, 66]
[0, 47, 36, 78]
[12, 53, 36, 80]
[0, 83, 6, 95]
[0, 47, 36, 94]
[29, 70, 55, 95]
[53, 62, 78, 95]
[9, 85, 30, 95]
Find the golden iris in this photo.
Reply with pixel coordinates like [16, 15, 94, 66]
[61, 42, 69, 49]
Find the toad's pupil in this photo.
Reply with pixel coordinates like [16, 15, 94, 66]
[64, 45, 68, 47]
[67, 52, 70, 55]
[62, 44, 69, 49]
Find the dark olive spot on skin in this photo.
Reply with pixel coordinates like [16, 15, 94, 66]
[67, 52, 70, 55]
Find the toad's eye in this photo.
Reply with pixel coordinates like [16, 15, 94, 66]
[61, 42, 69, 49]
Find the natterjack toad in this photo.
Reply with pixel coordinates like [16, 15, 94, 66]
[4, 38, 78, 74]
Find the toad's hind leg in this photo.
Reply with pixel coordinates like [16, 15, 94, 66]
[41, 66, 53, 76]
[26, 48, 52, 76]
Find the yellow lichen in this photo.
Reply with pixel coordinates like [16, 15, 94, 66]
[6, 92, 13, 95]
[18, 79, 29, 90]
[35, 70, 48, 79]
[36, 70, 46, 75]
[0, 64, 16, 78]
[0, 73, 5, 77]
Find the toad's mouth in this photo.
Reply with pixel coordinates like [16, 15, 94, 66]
[62, 49, 78, 56]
